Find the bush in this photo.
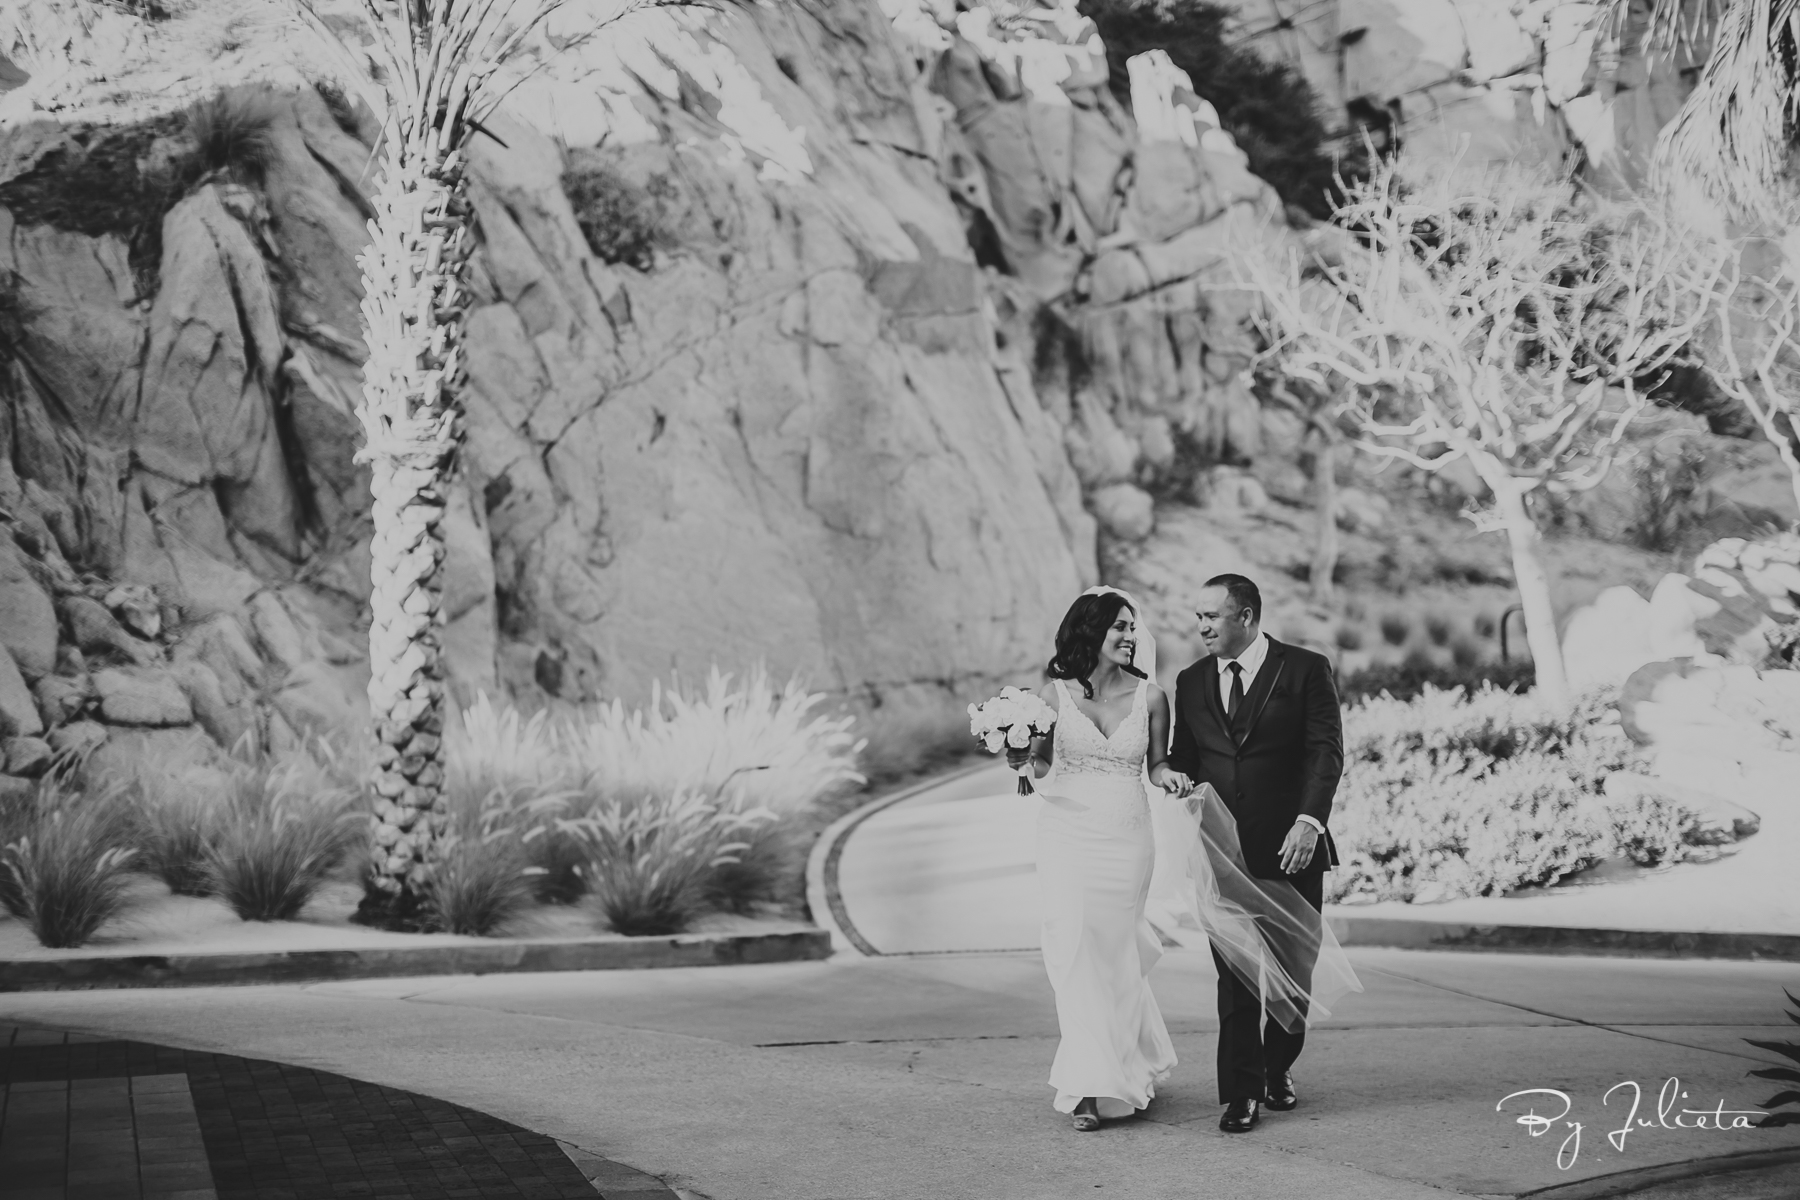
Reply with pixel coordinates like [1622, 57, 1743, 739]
[561, 788, 773, 936]
[1379, 614, 1411, 646]
[1629, 435, 1710, 551]
[1334, 625, 1364, 651]
[1424, 615, 1453, 646]
[1328, 686, 1707, 904]
[1081, 0, 1357, 218]
[178, 87, 280, 191]
[564, 165, 677, 271]
[1339, 658, 1535, 704]
[207, 748, 362, 922]
[0, 776, 139, 948]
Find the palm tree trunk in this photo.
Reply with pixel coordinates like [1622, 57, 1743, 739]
[1491, 477, 1573, 713]
[355, 132, 473, 928]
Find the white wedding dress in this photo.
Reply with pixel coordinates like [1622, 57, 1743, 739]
[1036, 677, 1176, 1117]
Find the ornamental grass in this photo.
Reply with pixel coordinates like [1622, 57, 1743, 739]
[206, 746, 363, 922]
[0, 774, 139, 948]
[559, 787, 774, 937]
[423, 781, 565, 936]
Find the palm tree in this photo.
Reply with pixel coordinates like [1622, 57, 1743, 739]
[291, 0, 663, 926]
[1634, 0, 1797, 217]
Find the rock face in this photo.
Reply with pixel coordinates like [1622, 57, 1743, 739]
[0, 0, 1322, 746]
[1218, 0, 1703, 194]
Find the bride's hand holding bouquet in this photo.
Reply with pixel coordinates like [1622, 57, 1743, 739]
[969, 686, 1057, 795]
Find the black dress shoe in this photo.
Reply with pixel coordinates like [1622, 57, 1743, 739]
[1265, 1071, 1297, 1111]
[1219, 1098, 1260, 1133]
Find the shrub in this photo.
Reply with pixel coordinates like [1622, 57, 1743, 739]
[1379, 614, 1411, 646]
[564, 165, 677, 271]
[207, 748, 362, 922]
[1334, 625, 1365, 651]
[1629, 436, 1710, 552]
[1327, 686, 1708, 904]
[423, 783, 558, 936]
[0, 776, 139, 948]
[561, 788, 773, 936]
[1449, 635, 1483, 669]
[1473, 611, 1498, 639]
[1339, 658, 1535, 704]
[1424, 615, 1453, 646]
[1081, 0, 1356, 218]
[178, 87, 280, 191]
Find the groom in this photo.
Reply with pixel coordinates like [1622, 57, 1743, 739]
[1167, 573, 1344, 1134]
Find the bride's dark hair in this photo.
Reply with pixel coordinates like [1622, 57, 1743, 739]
[1047, 592, 1145, 699]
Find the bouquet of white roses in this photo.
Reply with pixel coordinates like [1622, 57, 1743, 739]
[969, 686, 1058, 795]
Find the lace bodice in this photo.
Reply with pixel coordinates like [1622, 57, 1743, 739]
[1052, 678, 1149, 779]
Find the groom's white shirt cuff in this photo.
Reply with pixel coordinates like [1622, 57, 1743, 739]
[1295, 814, 1325, 834]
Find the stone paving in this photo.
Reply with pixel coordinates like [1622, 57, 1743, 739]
[0, 1024, 675, 1200]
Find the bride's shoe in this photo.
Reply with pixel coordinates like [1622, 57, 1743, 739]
[1071, 1098, 1100, 1132]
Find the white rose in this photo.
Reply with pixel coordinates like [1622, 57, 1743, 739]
[984, 729, 1007, 753]
[1006, 723, 1032, 749]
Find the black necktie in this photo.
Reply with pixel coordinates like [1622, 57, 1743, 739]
[1227, 661, 1245, 729]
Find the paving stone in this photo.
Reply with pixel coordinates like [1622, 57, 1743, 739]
[1, 1026, 679, 1200]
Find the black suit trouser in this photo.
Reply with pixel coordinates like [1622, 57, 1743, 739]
[1213, 867, 1324, 1103]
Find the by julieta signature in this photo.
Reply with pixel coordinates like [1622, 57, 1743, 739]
[1496, 1078, 1768, 1169]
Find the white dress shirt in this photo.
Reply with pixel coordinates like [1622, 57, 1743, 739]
[1217, 632, 1324, 837]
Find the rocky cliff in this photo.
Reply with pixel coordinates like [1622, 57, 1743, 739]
[0, 0, 1299, 768]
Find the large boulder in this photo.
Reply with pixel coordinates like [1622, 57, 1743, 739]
[0, 645, 44, 737]
[0, 537, 57, 681]
[1617, 660, 1800, 753]
[91, 666, 195, 727]
[1562, 585, 1656, 693]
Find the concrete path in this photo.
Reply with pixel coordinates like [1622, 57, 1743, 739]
[2, 949, 1797, 1199]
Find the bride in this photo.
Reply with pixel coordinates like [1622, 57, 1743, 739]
[1008, 586, 1357, 1132]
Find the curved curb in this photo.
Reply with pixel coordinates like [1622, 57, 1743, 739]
[1327, 917, 1800, 962]
[805, 760, 998, 958]
[1513, 1145, 1800, 1198]
[0, 928, 832, 992]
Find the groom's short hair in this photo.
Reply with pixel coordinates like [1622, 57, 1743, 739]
[1204, 573, 1261, 624]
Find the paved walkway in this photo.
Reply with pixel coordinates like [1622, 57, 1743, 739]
[0, 1023, 676, 1200]
[3, 951, 1798, 1199]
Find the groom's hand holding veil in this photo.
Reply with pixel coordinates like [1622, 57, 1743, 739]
[1278, 820, 1319, 874]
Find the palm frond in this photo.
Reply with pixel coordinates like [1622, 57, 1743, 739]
[1645, 0, 1800, 218]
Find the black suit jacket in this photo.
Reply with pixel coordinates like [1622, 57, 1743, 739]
[1167, 637, 1344, 883]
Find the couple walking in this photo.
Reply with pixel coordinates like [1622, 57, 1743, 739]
[1007, 575, 1361, 1133]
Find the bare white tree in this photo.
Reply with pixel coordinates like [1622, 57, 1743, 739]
[1247, 162, 1716, 711]
[1688, 230, 1800, 516]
